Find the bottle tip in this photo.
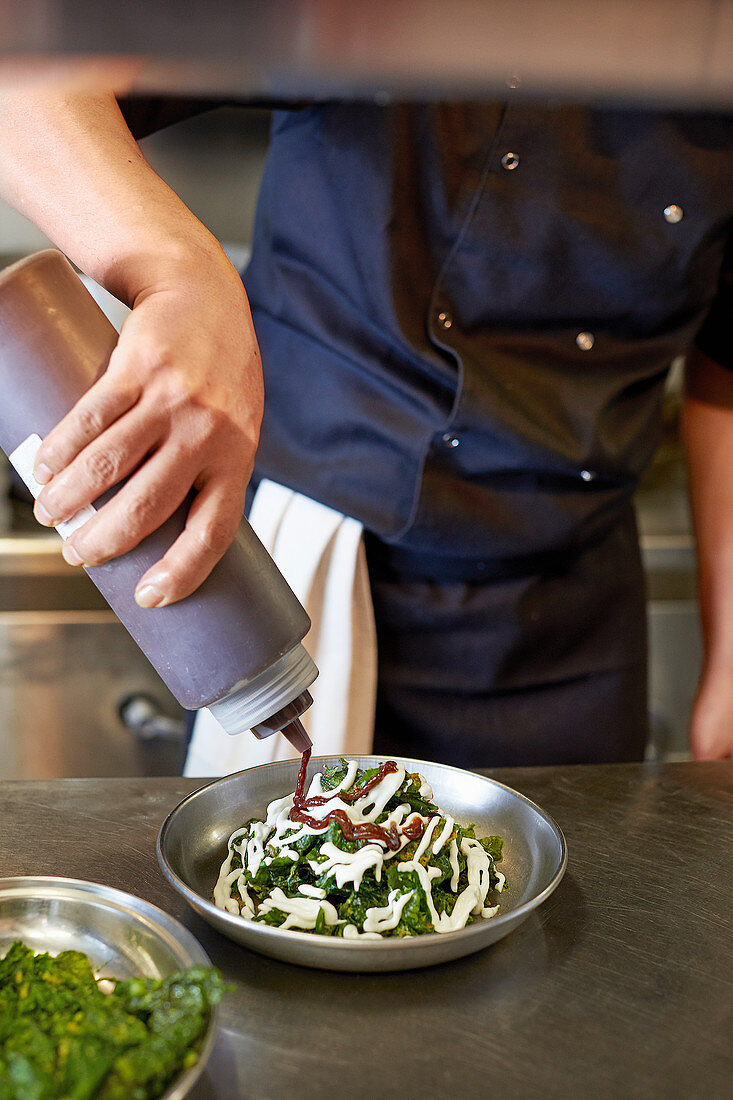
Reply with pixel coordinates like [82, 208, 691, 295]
[282, 718, 312, 754]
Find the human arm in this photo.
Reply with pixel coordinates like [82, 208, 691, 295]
[682, 346, 733, 759]
[0, 89, 264, 606]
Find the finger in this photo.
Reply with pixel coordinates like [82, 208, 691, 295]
[60, 447, 201, 568]
[132, 475, 246, 607]
[34, 407, 164, 526]
[33, 371, 140, 484]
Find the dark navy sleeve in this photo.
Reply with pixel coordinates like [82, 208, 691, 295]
[116, 96, 303, 141]
[116, 96, 229, 140]
[694, 236, 733, 370]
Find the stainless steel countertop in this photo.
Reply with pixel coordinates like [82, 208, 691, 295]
[1, 762, 731, 1097]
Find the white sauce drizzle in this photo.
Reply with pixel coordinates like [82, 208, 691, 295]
[381, 803, 412, 829]
[432, 815, 454, 855]
[258, 887, 343, 931]
[461, 837, 494, 913]
[363, 890, 415, 933]
[399, 854, 482, 934]
[213, 864, 243, 914]
[448, 838, 460, 891]
[298, 884, 327, 899]
[342, 924, 383, 940]
[235, 880, 255, 919]
[308, 842, 384, 890]
[245, 830, 266, 878]
[412, 815, 442, 863]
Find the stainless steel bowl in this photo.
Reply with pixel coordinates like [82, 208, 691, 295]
[0, 876, 219, 1099]
[158, 755, 567, 972]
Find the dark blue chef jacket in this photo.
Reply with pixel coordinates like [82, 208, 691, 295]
[236, 102, 733, 763]
[245, 103, 733, 561]
[124, 99, 733, 764]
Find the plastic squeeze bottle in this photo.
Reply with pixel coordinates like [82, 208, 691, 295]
[0, 250, 315, 753]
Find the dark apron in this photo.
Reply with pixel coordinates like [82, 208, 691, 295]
[366, 507, 649, 768]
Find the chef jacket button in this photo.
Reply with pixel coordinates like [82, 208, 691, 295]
[576, 331, 595, 350]
[580, 469, 596, 481]
[664, 204, 683, 223]
[442, 433, 460, 448]
[437, 310, 453, 329]
[501, 151, 520, 171]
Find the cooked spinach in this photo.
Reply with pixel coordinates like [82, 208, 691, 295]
[0, 942, 224, 1100]
[217, 758, 505, 939]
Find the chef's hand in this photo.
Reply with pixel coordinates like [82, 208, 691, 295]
[0, 91, 265, 607]
[689, 667, 733, 759]
[31, 248, 264, 607]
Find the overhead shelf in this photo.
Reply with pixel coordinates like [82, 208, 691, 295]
[2, 0, 733, 106]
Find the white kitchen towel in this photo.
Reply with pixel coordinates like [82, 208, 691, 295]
[183, 480, 377, 777]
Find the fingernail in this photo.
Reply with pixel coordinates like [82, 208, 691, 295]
[135, 583, 166, 609]
[34, 501, 56, 526]
[34, 462, 53, 485]
[62, 543, 83, 566]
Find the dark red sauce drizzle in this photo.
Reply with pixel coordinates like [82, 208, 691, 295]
[401, 815, 428, 843]
[294, 746, 311, 802]
[291, 757, 407, 851]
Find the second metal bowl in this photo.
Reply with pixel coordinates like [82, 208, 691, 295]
[0, 876, 219, 1099]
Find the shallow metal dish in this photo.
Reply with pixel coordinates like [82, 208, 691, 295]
[158, 755, 567, 972]
[0, 876, 219, 1098]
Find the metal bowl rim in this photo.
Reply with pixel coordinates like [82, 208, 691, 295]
[157, 754, 568, 954]
[0, 874, 220, 1100]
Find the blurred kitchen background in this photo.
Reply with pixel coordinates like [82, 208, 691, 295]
[0, 106, 700, 779]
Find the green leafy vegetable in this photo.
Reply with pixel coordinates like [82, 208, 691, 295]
[0, 942, 224, 1100]
[215, 758, 506, 939]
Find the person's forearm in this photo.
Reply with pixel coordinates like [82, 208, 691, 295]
[682, 347, 733, 758]
[0, 89, 221, 302]
[683, 348, 733, 669]
[0, 89, 264, 607]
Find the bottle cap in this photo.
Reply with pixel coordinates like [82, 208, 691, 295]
[209, 642, 317, 735]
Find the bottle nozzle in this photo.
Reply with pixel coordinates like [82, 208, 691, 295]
[249, 688, 314, 748]
[281, 717, 312, 754]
